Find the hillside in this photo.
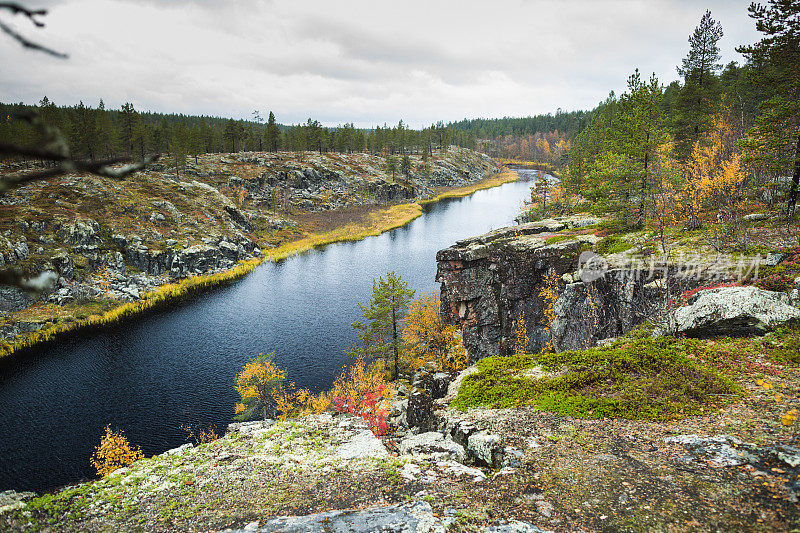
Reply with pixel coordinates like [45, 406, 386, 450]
[0, 147, 501, 356]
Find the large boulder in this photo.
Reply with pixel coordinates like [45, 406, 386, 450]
[57, 218, 100, 246]
[662, 286, 800, 337]
[398, 431, 466, 462]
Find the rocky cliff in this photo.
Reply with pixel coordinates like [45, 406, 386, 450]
[435, 219, 712, 360]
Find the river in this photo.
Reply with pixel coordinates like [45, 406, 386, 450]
[0, 172, 536, 492]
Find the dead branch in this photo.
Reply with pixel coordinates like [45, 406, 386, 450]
[0, 110, 160, 194]
[0, 2, 67, 58]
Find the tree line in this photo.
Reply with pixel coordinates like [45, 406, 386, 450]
[0, 100, 480, 165]
[562, 3, 799, 220]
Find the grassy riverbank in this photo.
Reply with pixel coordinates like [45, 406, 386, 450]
[0, 170, 518, 360]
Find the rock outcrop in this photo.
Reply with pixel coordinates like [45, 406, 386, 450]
[436, 222, 670, 360]
[657, 285, 800, 337]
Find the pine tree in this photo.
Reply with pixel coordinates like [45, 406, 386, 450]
[401, 154, 412, 177]
[170, 121, 190, 178]
[265, 111, 280, 152]
[351, 272, 415, 380]
[386, 155, 399, 181]
[737, 0, 800, 216]
[96, 100, 114, 159]
[119, 102, 137, 156]
[674, 10, 724, 159]
[71, 100, 97, 160]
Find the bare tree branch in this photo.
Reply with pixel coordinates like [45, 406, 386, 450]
[0, 2, 46, 25]
[0, 269, 57, 294]
[0, 154, 161, 193]
[0, 110, 161, 194]
[0, 2, 67, 58]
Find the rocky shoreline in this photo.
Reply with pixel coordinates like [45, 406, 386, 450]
[0, 148, 500, 352]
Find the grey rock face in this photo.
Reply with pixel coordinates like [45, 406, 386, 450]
[407, 391, 435, 432]
[665, 434, 756, 467]
[482, 523, 553, 533]
[335, 429, 389, 460]
[0, 286, 30, 312]
[467, 432, 502, 467]
[57, 218, 100, 246]
[436, 224, 664, 360]
[765, 252, 785, 266]
[662, 286, 800, 337]
[229, 501, 446, 533]
[398, 431, 466, 463]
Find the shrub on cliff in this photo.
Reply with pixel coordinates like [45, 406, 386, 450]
[329, 357, 393, 436]
[90, 426, 144, 477]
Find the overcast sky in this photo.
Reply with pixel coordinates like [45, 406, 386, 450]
[0, 0, 761, 128]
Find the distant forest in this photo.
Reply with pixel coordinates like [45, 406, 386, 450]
[0, 100, 483, 161]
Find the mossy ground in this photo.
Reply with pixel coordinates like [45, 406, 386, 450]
[454, 325, 800, 421]
[453, 336, 744, 420]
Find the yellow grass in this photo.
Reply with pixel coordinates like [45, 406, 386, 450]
[497, 159, 560, 176]
[0, 171, 516, 360]
[419, 169, 519, 205]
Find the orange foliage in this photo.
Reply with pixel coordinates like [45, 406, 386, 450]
[539, 270, 561, 353]
[514, 310, 528, 356]
[234, 352, 286, 420]
[680, 107, 747, 223]
[403, 293, 467, 372]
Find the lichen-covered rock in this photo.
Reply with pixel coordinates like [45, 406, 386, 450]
[398, 432, 466, 463]
[481, 522, 553, 533]
[57, 218, 100, 247]
[660, 286, 800, 337]
[231, 500, 447, 533]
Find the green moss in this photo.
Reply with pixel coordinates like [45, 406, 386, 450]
[545, 234, 573, 245]
[763, 324, 800, 364]
[452, 337, 741, 421]
[595, 235, 634, 254]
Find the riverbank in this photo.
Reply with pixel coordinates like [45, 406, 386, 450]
[0, 169, 518, 361]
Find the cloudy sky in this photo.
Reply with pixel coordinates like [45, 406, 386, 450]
[1, 0, 760, 128]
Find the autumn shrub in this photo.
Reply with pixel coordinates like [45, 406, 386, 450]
[234, 352, 286, 420]
[754, 273, 795, 292]
[329, 358, 393, 436]
[90, 426, 144, 477]
[179, 422, 220, 445]
[272, 382, 330, 421]
[667, 282, 739, 309]
[403, 293, 467, 372]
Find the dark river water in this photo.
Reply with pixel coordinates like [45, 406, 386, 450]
[0, 173, 535, 493]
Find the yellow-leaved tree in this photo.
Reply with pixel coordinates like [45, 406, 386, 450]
[680, 106, 747, 225]
[402, 293, 467, 372]
[234, 352, 286, 420]
[234, 351, 330, 422]
[90, 426, 144, 477]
